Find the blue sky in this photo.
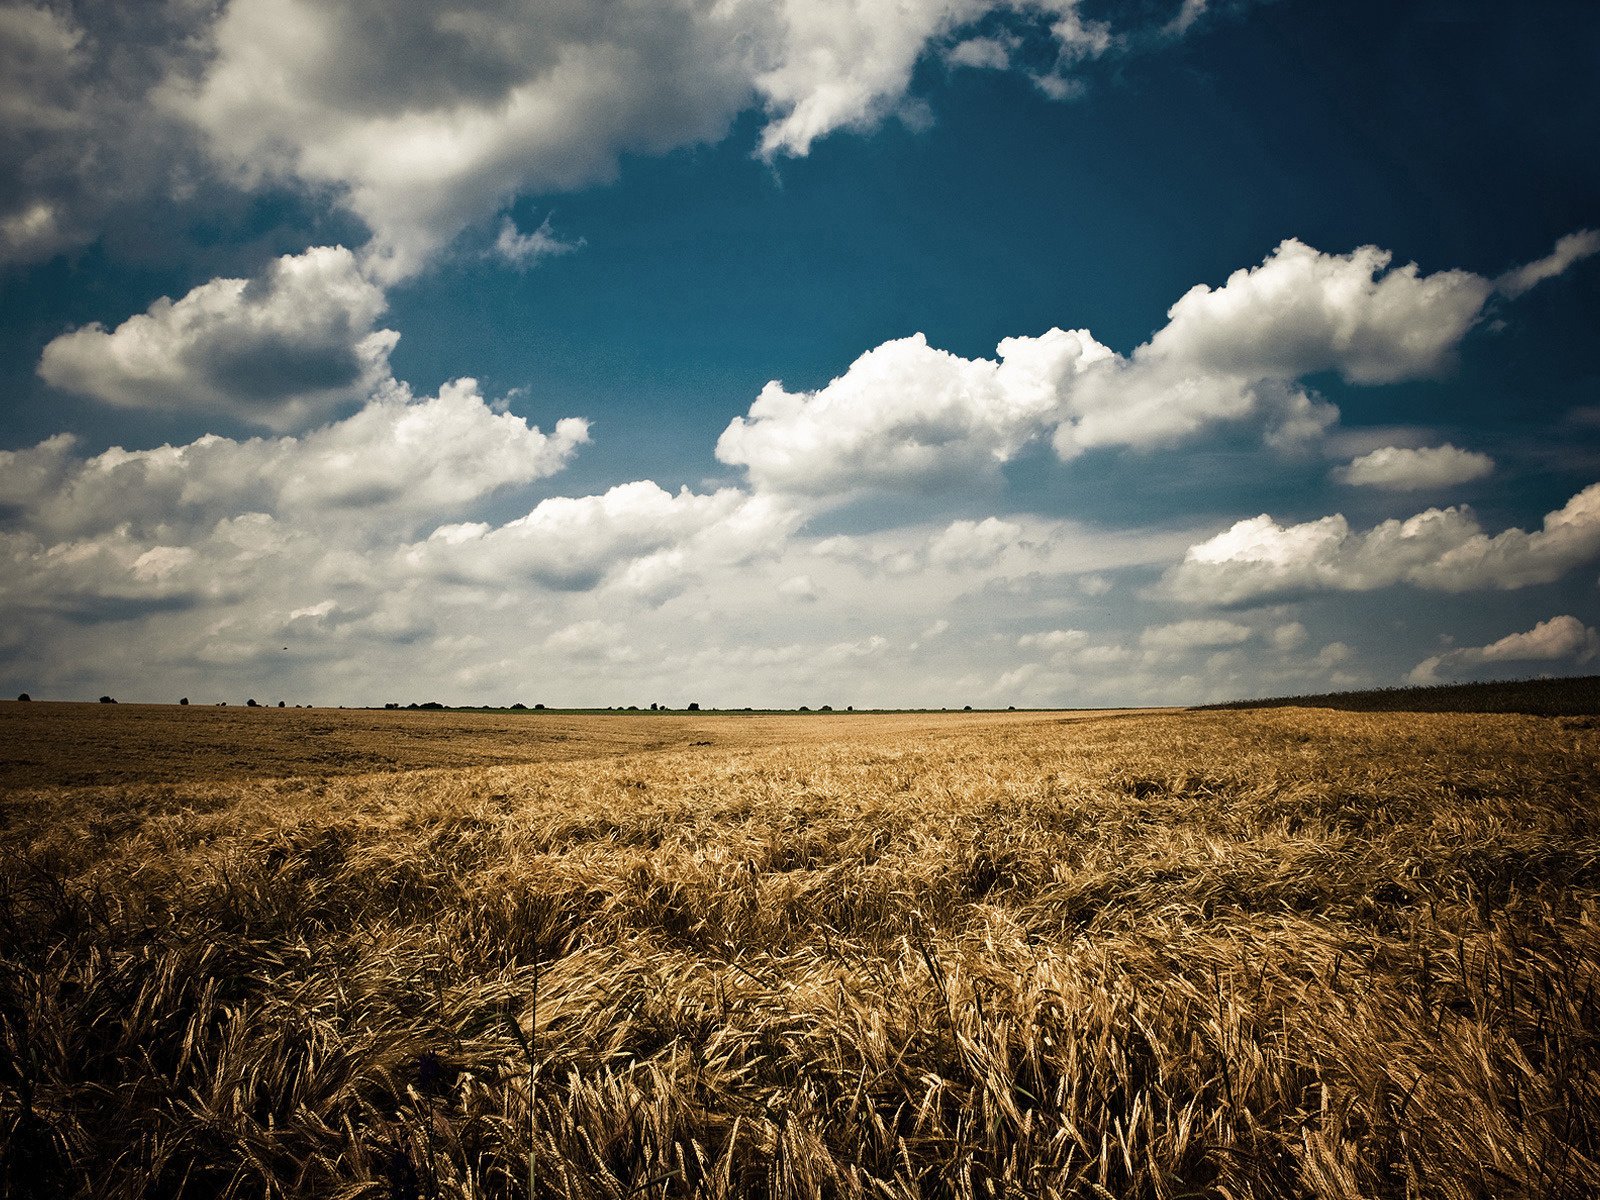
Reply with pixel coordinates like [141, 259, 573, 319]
[2, 0, 1597, 707]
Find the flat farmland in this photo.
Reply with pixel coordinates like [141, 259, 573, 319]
[2, 703, 1597, 1198]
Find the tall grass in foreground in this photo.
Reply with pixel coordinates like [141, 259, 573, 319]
[3, 709, 1599, 1198]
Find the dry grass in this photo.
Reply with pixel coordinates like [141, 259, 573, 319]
[2, 704, 1598, 1198]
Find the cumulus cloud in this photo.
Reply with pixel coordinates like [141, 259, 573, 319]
[1145, 240, 1491, 386]
[1140, 618, 1253, 649]
[1314, 641, 1352, 669]
[159, 0, 1226, 276]
[409, 481, 798, 594]
[1495, 229, 1600, 299]
[1163, 482, 1600, 605]
[752, 0, 983, 160]
[1078, 573, 1112, 596]
[719, 240, 1496, 496]
[279, 382, 590, 514]
[945, 34, 1017, 70]
[0, 2, 198, 264]
[1409, 615, 1600, 684]
[543, 619, 636, 663]
[716, 329, 1110, 496]
[39, 247, 398, 430]
[0, 512, 312, 622]
[1018, 628, 1088, 651]
[4, 379, 586, 544]
[0, 430, 1401, 706]
[928, 517, 1027, 569]
[1269, 621, 1308, 651]
[1333, 443, 1494, 491]
[0, 379, 655, 692]
[778, 573, 819, 601]
[1051, 238, 1493, 456]
[0, 5, 82, 136]
[810, 512, 1194, 590]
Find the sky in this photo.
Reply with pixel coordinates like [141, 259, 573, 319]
[1, 0, 1598, 709]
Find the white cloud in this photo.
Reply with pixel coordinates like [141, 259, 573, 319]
[928, 517, 1026, 569]
[492, 214, 582, 268]
[811, 512, 1197, 590]
[1495, 229, 1600, 299]
[38, 247, 399, 431]
[0, 3, 196, 264]
[162, 0, 1228, 276]
[0, 451, 1395, 706]
[4, 379, 586, 543]
[0, 509, 322, 622]
[945, 34, 1016, 70]
[716, 329, 1109, 496]
[410, 481, 797, 594]
[1140, 618, 1253, 649]
[1163, 482, 1600, 605]
[0, 5, 82, 134]
[1409, 615, 1600, 684]
[992, 662, 1043, 695]
[0, 382, 655, 695]
[1269, 621, 1307, 651]
[1049, 239, 1492, 457]
[719, 240, 1496, 496]
[1144, 240, 1491, 386]
[1164, 0, 1211, 37]
[1078, 573, 1112, 596]
[1018, 628, 1088, 651]
[1333, 443, 1494, 491]
[1313, 641, 1352, 669]
[1075, 644, 1131, 666]
[279, 382, 590, 514]
[778, 573, 819, 601]
[751, 0, 982, 160]
[543, 619, 636, 663]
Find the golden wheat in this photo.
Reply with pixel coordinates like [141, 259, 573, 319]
[1, 704, 1597, 1197]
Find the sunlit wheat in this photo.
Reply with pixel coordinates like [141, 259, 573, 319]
[2, 704, 1597, 1196]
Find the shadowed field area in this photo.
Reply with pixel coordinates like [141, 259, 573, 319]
[1199, 675, 1600, 718]
[2, 704, 1598, 1197]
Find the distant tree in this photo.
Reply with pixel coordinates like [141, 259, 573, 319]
[963, 705, 973, 711]
[534, 703, 545, 709]
[385, 702, 398, 710]
[650, 702, 658, 711]
[179, 697, 188, 705]
[247, 699, 259, 707]
[798, 705, 809, 712]
[847, 705, 853, 711]
[687, 702, 700, 711]
[1007, 705, 1015, 711]
[99, 696, 115, 704]
[820, 704, 832, 711]
[16, 693, 30, 702]
[277, 700, 285, 708]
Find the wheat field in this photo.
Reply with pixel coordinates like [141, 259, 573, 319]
[1, 702, 1597, 1198]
